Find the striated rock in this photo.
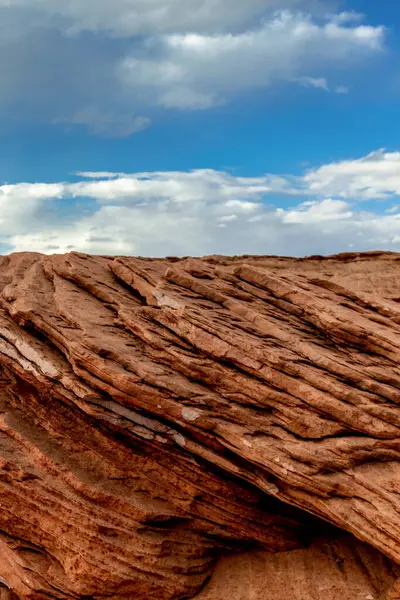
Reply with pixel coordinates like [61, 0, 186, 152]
[0, 250, 399, 598]
[196, 529, 400, 600]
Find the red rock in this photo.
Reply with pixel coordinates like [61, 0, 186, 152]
[0, 251, 400, 598]
[196, 529, 400, 600]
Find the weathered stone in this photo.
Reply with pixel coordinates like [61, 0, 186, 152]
[0, 250, 399, 598]
[196, 529, 400, 600]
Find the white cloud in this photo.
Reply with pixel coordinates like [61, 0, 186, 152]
[67, 169, 299, 205]
[119, 11, 384, 109]
[304, 149, 400, 199]
[1, 150, 400, 257]
[75, 171, 123, 179]
[386, 205, 400, 214]
[278, 198, 353, 223]
[0, 183, 64, 233]
[330, 11, 364, 25]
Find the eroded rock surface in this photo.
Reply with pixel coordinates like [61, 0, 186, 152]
[0, 250, 399, 598]
[196, 529, 400, 600]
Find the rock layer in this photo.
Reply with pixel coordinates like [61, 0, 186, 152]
[196, 529, 400, 600]
[0, 250, 400, 598]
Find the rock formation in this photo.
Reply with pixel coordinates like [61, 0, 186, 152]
[0, 250, 400, 599]
[196, 529, 400, 600]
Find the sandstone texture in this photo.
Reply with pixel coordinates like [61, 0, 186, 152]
[0, 250, 399, 599]
[196, 529, 400, 600]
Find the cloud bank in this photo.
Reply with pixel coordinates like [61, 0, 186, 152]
[2, 149, 400, 257]
[0, 1, 385, 133]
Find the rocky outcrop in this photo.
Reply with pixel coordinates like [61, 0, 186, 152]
[0, 250, 400, 599]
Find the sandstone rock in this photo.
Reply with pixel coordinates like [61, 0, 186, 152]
[196, 529, 400, 600]
[196, 532, 400, 600]
[0, 250, 399, 598]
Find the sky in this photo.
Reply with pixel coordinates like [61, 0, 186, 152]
[1, 0, 400, 257]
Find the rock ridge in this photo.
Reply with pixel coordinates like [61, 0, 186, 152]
[0, 251, 399, 598]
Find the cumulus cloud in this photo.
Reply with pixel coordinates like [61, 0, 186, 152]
[304, 149, 400, 199]
[1, 150, 400, 257]
[277, 198, 353, 223]
[0, 2, 386, 129]
[67, 169, 299, 204]
[0, 183, 64, 233]
[119, 11, 384, 109]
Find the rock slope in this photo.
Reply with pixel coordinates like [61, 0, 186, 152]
[0, 250, 399, 598]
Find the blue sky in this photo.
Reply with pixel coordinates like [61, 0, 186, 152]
[1, 0, 400, 256]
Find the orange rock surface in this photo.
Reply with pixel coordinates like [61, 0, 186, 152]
[0, 250, 399, 599]
[196, 529, 400, 600]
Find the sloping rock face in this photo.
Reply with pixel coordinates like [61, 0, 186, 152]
[0, 250, 400, 599]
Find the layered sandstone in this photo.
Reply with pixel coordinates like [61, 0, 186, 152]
[0, 250, 399, 599]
